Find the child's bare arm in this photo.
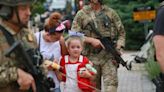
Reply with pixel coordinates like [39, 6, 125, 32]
[55, 70, 63, 81]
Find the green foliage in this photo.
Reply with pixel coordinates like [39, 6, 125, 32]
[104, 0, 160, 50]
[145, 59, 160, 79]
[145, 42, 160, 79]
[31, 0, 46, 17]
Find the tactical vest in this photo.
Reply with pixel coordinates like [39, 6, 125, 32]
[81, 5, 118, 41]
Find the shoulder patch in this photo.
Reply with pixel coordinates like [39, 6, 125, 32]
[23, 28, 35, 42]
[27, 33, 34, 42]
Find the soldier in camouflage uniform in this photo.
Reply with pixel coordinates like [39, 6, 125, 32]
[0, 0, 37, 92]
[71, 0, 125, 92]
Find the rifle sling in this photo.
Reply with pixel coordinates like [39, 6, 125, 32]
[0, 25, 15, 46]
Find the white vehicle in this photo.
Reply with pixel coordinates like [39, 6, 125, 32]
[48, 0, 67, 11]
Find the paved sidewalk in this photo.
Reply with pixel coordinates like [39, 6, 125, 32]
[117, 51, 156, 92]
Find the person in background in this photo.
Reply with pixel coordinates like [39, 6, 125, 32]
[62, 20, 71, 33]
[153, 0, 164, 92]
[0, 0, 37, 92]
[35, 12, 67, 92]
[59, 36, 96, 92]
[71, 0, 125, 91]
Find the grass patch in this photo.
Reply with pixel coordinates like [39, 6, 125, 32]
[145, 41, 161, 80]
[145, 59, 160, 80]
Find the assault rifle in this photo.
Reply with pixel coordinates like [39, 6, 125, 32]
[88, 21, 131, 70]
[4, 41, 55, 92]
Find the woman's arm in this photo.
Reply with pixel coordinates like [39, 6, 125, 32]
[59, 36, 68, 55]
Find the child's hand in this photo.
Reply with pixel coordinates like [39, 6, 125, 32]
[53, 58, 58, 63]
[86, 64, 97, 74]
[89, 61, 93, 66]
[79, 69, 92, 78]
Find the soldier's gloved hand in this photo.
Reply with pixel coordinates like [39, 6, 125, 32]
[116, 45, 124, 55]
[112, 59, 119, 68]
[17, 68, 36, 92]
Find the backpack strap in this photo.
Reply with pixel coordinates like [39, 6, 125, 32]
[65, 55, 69, 63]
[79, 55, 83, 63]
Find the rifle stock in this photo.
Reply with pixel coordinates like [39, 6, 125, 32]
[5, 41, 54, 92]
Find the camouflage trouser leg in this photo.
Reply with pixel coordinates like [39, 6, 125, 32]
[93, 59, 118, 92]
[101, 59, 118, 92]
[89, 49, 118, 92]
[93, 64, 102, 90]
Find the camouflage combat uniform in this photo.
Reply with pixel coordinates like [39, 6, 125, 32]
[0, 17, 37, 92]
[71, 5, 125, 92]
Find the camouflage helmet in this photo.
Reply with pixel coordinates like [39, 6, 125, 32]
[0, 0, 36, 19]
[0, 0, 36, 6]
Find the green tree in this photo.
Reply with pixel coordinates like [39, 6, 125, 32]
[104, 0, 159, 50]
[31, 0, 46, 17]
